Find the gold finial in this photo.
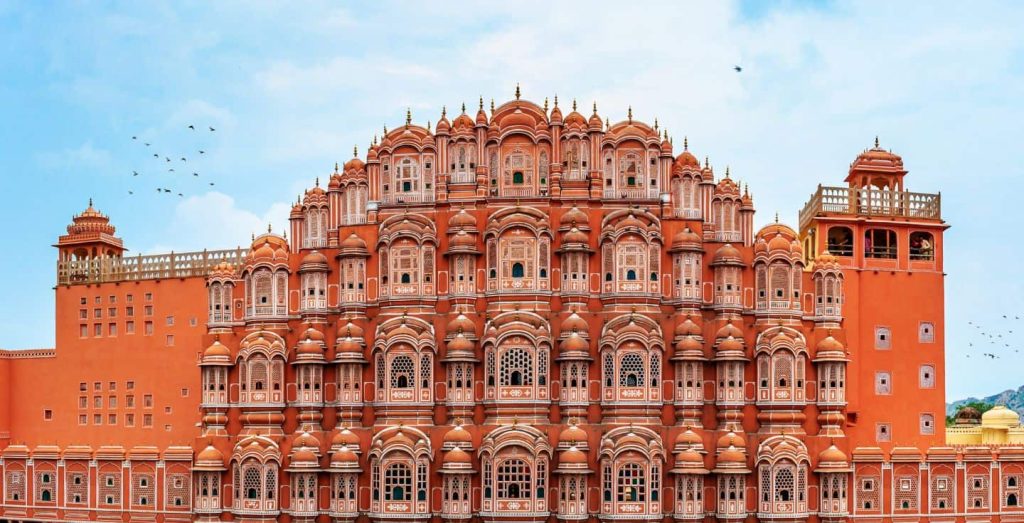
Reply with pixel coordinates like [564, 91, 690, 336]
[654, 117, 659, 131]
[353, 145, 358, 157]
[605, 117, 610, 129]
[554, 94, 559, 107]
[373, 135, 378, 146]
[684, 136, 689, 150]
[405, 107, 412, 127]
[461, 102, 466, 114]
[267, 223, 272, 233]
[490, 98, 495, 112]
[334, 162, 339, 173]
[775, 212, 779, 223]
[725, 166, 730, 178]
[704, 156, 709, 168]
[426, 120, 431, 132]
[543, 97, 548, 112]
[441, 105, 446, 118]
[315, 177, 319, 187]
[383, 124, 388, 135]
[515, 82, 521, 100]
[88, 197, 93, 207]
[572, 98, 577, 111]
[592, 101, 597, 114]
[627, 105, 632, 122]
[874, 135, 880, 148]
[479, 96, 483, 110]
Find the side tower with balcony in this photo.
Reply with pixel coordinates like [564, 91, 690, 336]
[798, 138, 948, 450]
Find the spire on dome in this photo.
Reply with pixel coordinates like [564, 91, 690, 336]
[515, 82, 521, 100]
[874, 135, 880, 148]
[334, 162, 339, 174]
[405, 108, 411, 127]
[490, 98, 495, 112]
[554, 94, 559, 107]
[572, 98, 577, 111]
[426, 120, 431, 132]
[627, 105, 632, 122]
[592, 101, 598, 115]
[353, 145, 358, 158]
[543, 97, 548, 112]
[684, 136, 689, 150]
[725, 166, 730, 178]
[654, 117, 659, 131]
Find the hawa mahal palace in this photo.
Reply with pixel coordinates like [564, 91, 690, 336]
[2, 90, 1017, 523]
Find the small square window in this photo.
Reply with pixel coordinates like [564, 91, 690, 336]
[93, 414, 102, 425]
[876, 423, 892, 442]
[126, 294, 133, 303]
[78, 414, 87, 425]
[166, 315, 174, 326]
[94, 296, 101, 305]
[127, 381, 135, 390]
[180, 388, 189, 397]
[94, 382, 101, 391]
[126, 395, 135, 408]
[43, 409, 52, 420]
[126, 413, 135, 427]
[145, 292, 153, 301]
[79, 309, 87, 319]
[94, 308, 102, 318]
[919, 321, 935, 343]
[78, 396, 87, 408]
[108, 295, 116, 303]
[108, 323, 117, 336]
[126, 306, 134, 317]
[94, 324, 102, 337]
[143, 414, 153, 427]
[166, 334, 174, 346]
[165, 406, 172, 414]
[108, 307, 117, 317]
[80, 297, 87, 305]
[126, 321, 135, 334]
[145, 321, 153, 335]
[875, 326, 892, 349]
[108, 413, 117, 424]
[79, 324, 88, 338]
[79, 382, 87, 391]
[144, 394, 153, 408]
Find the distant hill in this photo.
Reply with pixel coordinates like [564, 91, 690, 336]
[947, 385, 1024, 417]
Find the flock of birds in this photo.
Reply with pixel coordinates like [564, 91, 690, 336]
[966, 316, 1021, 359]
[126, 125, 218, 198]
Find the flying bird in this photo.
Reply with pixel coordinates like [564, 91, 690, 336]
[132, 171, 139, 176]
[168, 168, 175, 172]
[209, 182, 215, 186]
[128, 190, 133, 195]
[188, 125, 195, 130]
[131, 136, 137, 140]
[734, 65, 742, 72]
[144, 142, 150, 146]
[165, 157, 171, 162]
[153, 153, 159, 158]
[178, 193, 183, 197]
[198, 150, 205, 154]
[209, 126, 216, 131]
[193, 172, 199, 177]
[180, 157, 186, 162]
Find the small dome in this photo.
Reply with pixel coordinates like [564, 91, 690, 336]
[559, 332, 589, 353]
[767, 233, 793, 253]
[561, 312, 589, 335]
[446, 313, 476, 336]
[674, 316, 702, 337]
[203, 340, 230, 359]
[982, 405, 1021, 428]
[716, 336, 744, 353]
[618, 431, 647, 447]
[717, 431, 746, 450]
[444, 447, 473, 464]
[340, 233, 368, 250]
[443, 425, 473, 444]
[296, 338, 324, 357]
[300, 250, 329, 267]
[718, 446, 746, 464]
[715, 321, 743, 340]
[331, 446, 359, 465]
[301, 327, 325, 342]
[290, 447, 319, 466]
[674, 336, 703, 355]
[343, 155, 366, 172]
[818, 445, 849, 465]
[563, 227, 589, 244]
[675, 150, 700, 169]
[339, 321, 364, 339]
[386, 429, 416, 447]
[676, 448, 704, 466]
[711, 244, 743, 265]
[564, 110, 587, 127]
[196, 445, 225, 466]
[294, 432, 321, 450]
[560, 424, 588, 445]
[450, 230, 477, 248]
[447, 333, 474, 354]
[336, 335, 362, 354]
[816, 335, 845, 353]
[955, 406, 982, 425]
[560, 446, 588, 464]
[675, 428, 703, 448]
[670, 227, 702, 250]
[559, 206, 590, 228]
[332, 428, 361, 449]
[449, 208, 477, 229]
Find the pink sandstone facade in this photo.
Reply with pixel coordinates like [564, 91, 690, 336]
[2, 92, 1012, 523]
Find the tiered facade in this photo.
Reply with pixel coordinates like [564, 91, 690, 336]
[4, 92, 1013, 523]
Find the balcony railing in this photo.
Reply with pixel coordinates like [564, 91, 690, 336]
[495, 186, 544, 198]
[603, 187, 661, 199]
[341, 214, 367, 225]
[449, 171, 476, 184]
[302, 238, 327, 249]
[381, 192, 435, 205]
[799, 185, 942, 232]
[57, 248, 245, 285]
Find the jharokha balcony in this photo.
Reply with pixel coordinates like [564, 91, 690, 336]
[798, 185, 942, 233]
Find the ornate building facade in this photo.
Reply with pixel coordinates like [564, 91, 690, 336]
[3, 91, 1013, 523]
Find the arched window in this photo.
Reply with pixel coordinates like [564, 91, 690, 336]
[910, 231, 934, 260]
[512, 262, 525, 278]
[384, 463, 412, 501]
[827, 227, 853, 256]
[617, 463, 645, 502]
[500, 348, 533, 386]
[497, 459, 531, 499]
[865, 229, 897, 259]
[619, 353, 645, 387]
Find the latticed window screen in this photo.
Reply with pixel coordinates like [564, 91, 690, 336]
[417, 462, 428, 501]
[243, 466, 261, 499]
[650, 353, 660, 386]
[420, 354, 431, 388]
[34, 470, 55, 502]
[538, 349, 548, 386]
[619, 353, 646, 387]
[930, 474, 953, 510]
[857, 477, 879, 510]
[894, 474, 918, 510]
[67, 471, 87, 504]
[100, 472, 121, 505]
[500, 347, 533, 386]
[497, 459, 531, 499]
[376, 354, 386, 388]
[616, 463, 645, 502]
[604, 353, 615, 387]
[265, 466, 276, 500]
[968, 474, 989, 508]
[134, 473, 155, 506]
[167, 472, 190, 507]
[6, 470, 25, 501]
[384, 463, 412, 501]
[1005, 474, 1024, 507]
[391, 355, 415, 388]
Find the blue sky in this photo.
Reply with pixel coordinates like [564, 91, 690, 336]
[1, 1, 1023, 400]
